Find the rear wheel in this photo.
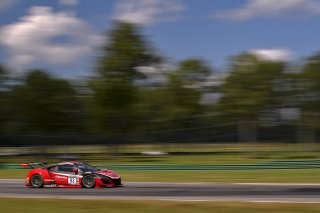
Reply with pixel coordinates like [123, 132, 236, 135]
[82, 175, 95, 188]
[30, 174, 43, 188]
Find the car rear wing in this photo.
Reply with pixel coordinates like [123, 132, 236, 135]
[20, 162, 48, 169]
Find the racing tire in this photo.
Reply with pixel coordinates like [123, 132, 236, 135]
[30, 174, 43, 188]
[82, 175, 95, 188]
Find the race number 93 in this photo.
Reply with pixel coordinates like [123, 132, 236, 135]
[68, 177, 77, 185]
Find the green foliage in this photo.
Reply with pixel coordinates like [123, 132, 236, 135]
[0, 65, 9, 133]
[134, 61, 205, 132]
[160, 73, 202, 123]
[97, 22, 160, 79]
[219, 53, 285, 119]
[177, 58, 212, 84]
[90, 22, 160, 137]
[0, 65, 6, 84]
[218, 53, 286, 142]
[10, 70, 80, 133]
[4, 21, 320, 144]
[299, 53, 320, 127]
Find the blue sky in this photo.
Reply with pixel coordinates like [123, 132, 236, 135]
[1, 0, 320, 78]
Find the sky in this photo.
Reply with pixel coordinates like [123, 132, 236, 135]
[0, 0, 320, 78]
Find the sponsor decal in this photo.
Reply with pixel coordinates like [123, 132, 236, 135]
[45, 184, 57, 188]
[56, 175, 68, 179]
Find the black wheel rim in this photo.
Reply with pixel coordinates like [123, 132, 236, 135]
[84, 176, 94, 187]
[32, 176, 41, 186]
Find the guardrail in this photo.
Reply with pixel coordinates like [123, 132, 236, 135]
[1, 160, 320, 170]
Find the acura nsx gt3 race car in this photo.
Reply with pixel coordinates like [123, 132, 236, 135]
[21, 162, 122, 188]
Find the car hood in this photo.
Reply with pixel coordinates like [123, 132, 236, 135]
[94, 169, 120, 179]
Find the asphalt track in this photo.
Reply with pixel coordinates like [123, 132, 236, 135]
[1, 180, 320, 202]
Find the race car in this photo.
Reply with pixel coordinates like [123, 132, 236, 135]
[21, 161, 122, 188]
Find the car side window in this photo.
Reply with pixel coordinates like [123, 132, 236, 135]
[58, 164, 76, 174]
[48, 165, 58, 172]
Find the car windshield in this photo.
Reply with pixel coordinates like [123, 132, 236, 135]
[74, 162, 98, 172]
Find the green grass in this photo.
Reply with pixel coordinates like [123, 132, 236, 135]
[0, 170, 26, 179]
[2, 143, 320, 165]
[1, 154, 260, 165]
[0, 198, 320, 213]
[2, 152, 320, 165]
[104, 154, 262, 164]
[2, 143, 320, 183]
[2, 169, 320, 183]
[2, 143, 320, 153]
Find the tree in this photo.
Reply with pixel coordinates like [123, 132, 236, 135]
[297, 53, 320, 142]
[0, 65, 9, 134]
[177, 58, 212, 85]
[10, 70, 80, 134]
[219, 53, 285, 142]
[90, 22, 160, 141]
[133, 60, 205, 138]
[97, 22, 160, 80]
[160, 73, 202, 129]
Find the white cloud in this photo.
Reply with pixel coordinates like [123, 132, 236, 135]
[0, 0, 17, 10]
[215, 0, 320, 21]
[249, 48, 293, 61]
[58, 0, 79, 5]
[113, 0, 185, 25]
[0, 6, 101, 70]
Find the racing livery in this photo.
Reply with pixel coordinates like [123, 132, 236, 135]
[21, 162, 122, 188]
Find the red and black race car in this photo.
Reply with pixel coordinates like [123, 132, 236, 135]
[21, 161, 122, 188]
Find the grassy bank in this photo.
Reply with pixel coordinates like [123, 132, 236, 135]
[1, 143, 320, 165]
[2, 169, 320, 183]
[0, 198, 319, 213]
[1, 143, 320, 183]
[1, 152, 320, 165]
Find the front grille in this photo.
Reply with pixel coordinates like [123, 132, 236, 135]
[113, 178, 121, 186]
[101, 178, 112, 185]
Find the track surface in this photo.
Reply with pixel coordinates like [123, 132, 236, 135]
[1, 180, 320, 202]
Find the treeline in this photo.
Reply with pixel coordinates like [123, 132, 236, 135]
[1, 22, 320, 145]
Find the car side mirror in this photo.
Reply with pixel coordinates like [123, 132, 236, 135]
[72, 168, 79, 174]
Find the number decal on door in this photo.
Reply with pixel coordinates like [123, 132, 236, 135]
[68, 177, 77, 185]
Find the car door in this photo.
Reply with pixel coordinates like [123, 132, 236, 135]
[50, 164, 79, 186]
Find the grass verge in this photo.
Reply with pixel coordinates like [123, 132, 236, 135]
[0, 198, 320, 213]
[2, 169, 320, 183]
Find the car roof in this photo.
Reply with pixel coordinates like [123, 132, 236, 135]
[47, 161, 81, 167]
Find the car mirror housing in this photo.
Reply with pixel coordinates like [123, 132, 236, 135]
[72, 168, 79, 174]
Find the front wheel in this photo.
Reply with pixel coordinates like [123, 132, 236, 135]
[82, 175, 95, 188]
[30, 174, 43, 188]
